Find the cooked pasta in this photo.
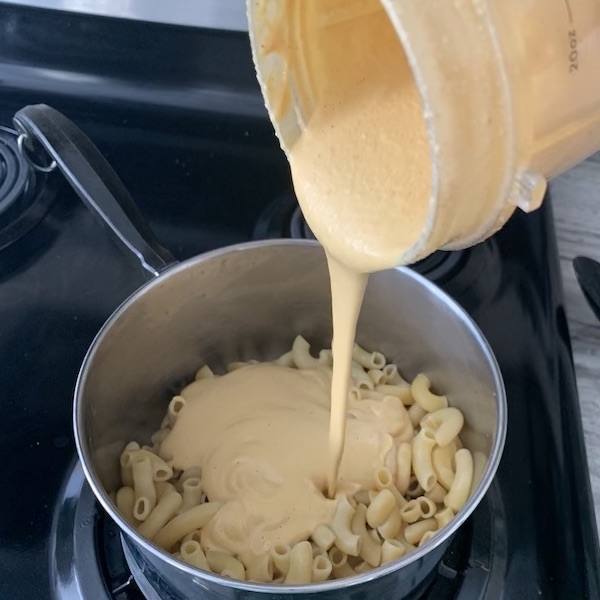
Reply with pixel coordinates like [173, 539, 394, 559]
[227, 360, 259, 372]
[310, 543, 327, 559]
[367, 369, 385, 386]
[153, 502, 223, 550]
[115, 486, 137, 526]
[284, 541, 313, 584]
[404, 518, 438, 546]
[113, 339, 485, 583]
[350, 503, 381, 567]
[274, 350, 295, 368]
[137, 491, 182, 539]
[395, 442, 412, 495]
[136, 449, 173, 482]
[399, 499, 422, 524]
[375, 384, 413, 405]
[444, 448, 474, 512]
[432, 443, 457, 490]
[206, 550, 246, 580]
[328, 547, 355, 579]
[381, 539, 406, 564]
[366, 489, 397, 528]
[167, 396, 186, 426]
[311, 555, 333, 582]
[353, 490, 371, 507]
[330, 495, 361, 556]
[418, 530, 437, 547]
[425, 483, 447, 504]
[291, 335, 321, 369]
[181, 529, 202, 545]
[351, 362, 375, 390]
[374, 467, 407, 507]
[406, 476, 425, 499]
[352, 559, 372, 574]
[412, 429, 437, 492]
[246, 553, 274, 583]
[155, 481, 176, 501]
[411, 374, 448, 412]
[381, 364, 407, 386]
[434, 506, 455, 529]
[195, 365, 214, 380]
[270, 543, 291, 576]
[352, 343, 385, 370]
[377, 508, 403, 540]
[180, 477, 203, 513]
[407, 403, 427, 428]
[421, 407, 464, 448]
[131, 454, 156, 520]
[180, 539, 210, 570]
[119, 441, 139, 487]
[150, 427, 170, 449]
[311, 524, 336, 551]
[178, 466, 202, 487]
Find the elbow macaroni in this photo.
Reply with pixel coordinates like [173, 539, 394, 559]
[330, 495, 361, 556]
[444, 449, 474, 513]
[311, 555, 333, 582]
[412, 429, 437, 492]
[351, 503, 381, 567]
[113, 341, 487, 583]
[284, 541, 313, 584]
[411, 374, 448, 412]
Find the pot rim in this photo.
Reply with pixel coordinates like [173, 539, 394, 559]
[73, 238, 507, 594]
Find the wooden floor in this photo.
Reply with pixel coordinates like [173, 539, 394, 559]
[550, 151, 600, 532]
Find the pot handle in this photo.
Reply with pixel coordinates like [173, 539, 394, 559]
[13, 104, 176, 278]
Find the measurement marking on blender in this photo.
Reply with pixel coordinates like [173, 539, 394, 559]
[568, 28, 579, 73]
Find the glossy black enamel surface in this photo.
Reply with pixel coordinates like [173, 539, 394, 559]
[0, 4, 598, 599]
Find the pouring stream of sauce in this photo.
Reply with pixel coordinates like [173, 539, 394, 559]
[286, 0, 430, 495]
[162, 0, 431, 560]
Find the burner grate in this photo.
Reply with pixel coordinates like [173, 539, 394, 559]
[0, 126, 59, 251]
[0, 126, 29, 212]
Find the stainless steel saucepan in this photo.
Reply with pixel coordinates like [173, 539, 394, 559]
[13, 104, 506, 600]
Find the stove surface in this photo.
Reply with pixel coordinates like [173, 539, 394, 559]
[0, 4, 599, 599]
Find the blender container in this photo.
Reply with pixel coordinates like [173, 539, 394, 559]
[247, 0, 600, 263]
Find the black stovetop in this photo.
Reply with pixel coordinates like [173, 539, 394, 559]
[0, 5, 599, 599]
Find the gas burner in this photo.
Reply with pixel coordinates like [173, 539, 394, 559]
[52, 461, 148, 600]
[53, 461, 501, 600]
[0, 126, 29, 208]
[0, 126, 59, 250]
[253, 192, 315, 241]
[253, 193, 468, 283]
[289, 205, 315, 240]
[252, 192, 299, 240]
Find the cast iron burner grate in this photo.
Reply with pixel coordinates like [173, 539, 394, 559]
[53, 462, 503, 600]
[0, 126, 59, 250]
[0, 127, 28, 206]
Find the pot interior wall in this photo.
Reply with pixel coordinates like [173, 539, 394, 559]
[78, 241, 499, 506]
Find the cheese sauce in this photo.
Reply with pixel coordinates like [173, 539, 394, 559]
[160, 363, 411, 563]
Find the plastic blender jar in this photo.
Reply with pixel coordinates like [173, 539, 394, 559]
[247, 0, 600, 262]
